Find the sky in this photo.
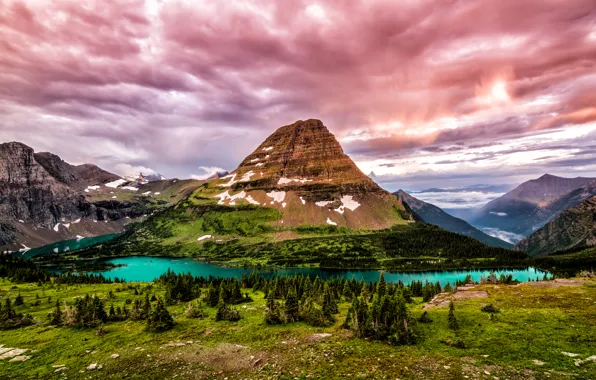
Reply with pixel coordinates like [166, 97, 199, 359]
[1, 0, 596, 192]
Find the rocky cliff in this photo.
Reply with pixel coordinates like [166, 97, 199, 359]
[515, 195, 596, 256]
[0, 142, 199, 252]
[0, 142, 85, 227]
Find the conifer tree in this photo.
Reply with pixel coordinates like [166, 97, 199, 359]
[283, 288, 299, 323]
[142, 293, 151, 318]
[206, 282, 219, 307]
[377, 273, 386, 298]
[50, 300, 62, 326]
[265, 291, 283, 324]
[147, 298, 174, 332]
[322, 283, 338, 318]
[14, 293, 24, 306]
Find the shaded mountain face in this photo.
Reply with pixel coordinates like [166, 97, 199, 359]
[197, 119, 413, 230]
[468, 174, 596, 241]
[33, 152, 121, 190]
[396, 190, 512, 249]
[0, 142, 202, 252]
[515, 195, 596, 256]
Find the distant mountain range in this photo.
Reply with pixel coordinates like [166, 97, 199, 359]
[416, 184, 514, 194]
[396, 190, 512, 248]
[467, 174, 596, 243]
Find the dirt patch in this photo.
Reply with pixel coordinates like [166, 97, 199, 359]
[453, 290, 489, 299]
[424, 289, 489, 309]
[522, 279, 587, 288]
[159, 343, 269, 372]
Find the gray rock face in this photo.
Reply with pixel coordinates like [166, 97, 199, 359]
[0, 142, 147, 249]
[0, 142, 85, 227]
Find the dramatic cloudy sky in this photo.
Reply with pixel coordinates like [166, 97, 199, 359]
[1, 0, 596, 191]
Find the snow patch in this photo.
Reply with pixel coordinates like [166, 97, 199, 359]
[255, 163, 264, 167]
[53, 223, 60, 232]
[300, 197, 306, 205]
[142, 191, 151, 195]
[214, 190, 231, 205]
[105, 179, 127, 188]
[245, 195, 260, 205]
[76, 235, 84, 241]
[214, 190, 248, 205]
[19, 244, 31, 253]
[18, 219, 24, 223]
[62, 223, 70, 229]
[282, 202, 287, 208]
[250, 158, 260, 163]
[315, 201, 333, 207]
[239, 171, 255, 182]
[85, 185, 100, 192]
[221, 173, 238, 187]
[266, 191, 286, 203]
[262, 146, 273, 151]
[334, 195, 361, 214]
[121, 186, 138, 191]
[326, 218, 337, 226]
[154, 192, 161, 195]
[278, 177, 312, 185]
[72, 218, 81, 224]
[112, 196, 117, 199]
[198, 235, 213, 241]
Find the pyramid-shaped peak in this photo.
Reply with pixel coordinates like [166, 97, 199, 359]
[227, 119, 381, 193]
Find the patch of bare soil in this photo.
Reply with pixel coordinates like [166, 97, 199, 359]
[521, 279, 587, 288]
[424, 288, 488, 309]
[159, 343, 269, 372]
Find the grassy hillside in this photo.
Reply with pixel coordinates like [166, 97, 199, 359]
[1, 274, 595, 379]
[68, 207, 523, 270]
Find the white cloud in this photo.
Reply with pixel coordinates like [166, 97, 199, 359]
[411, 191, 505, 210]
[113, 164, 158, 178]
[191, 166, 227, 180]
[489, 211, 508, 217]
[480, 228, 525, 244]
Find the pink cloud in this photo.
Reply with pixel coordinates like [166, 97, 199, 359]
[0, 0, 595, 187]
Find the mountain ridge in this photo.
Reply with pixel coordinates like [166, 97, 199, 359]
[515, 194, 596, 256]
[396, 190, 512, 248]
[468, 174, 596, 241]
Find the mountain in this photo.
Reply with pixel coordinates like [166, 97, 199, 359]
[468, 174, 596, 241]
[0, 142, 202, 252]
[203, 119, 413, 229]
[515, 195, 596, 256]
[88, 119, 416, 259]
[396, 190, 512, 248]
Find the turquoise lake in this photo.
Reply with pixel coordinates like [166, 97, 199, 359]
[18, 233, 122, 259]
[92, 256, 549, 285]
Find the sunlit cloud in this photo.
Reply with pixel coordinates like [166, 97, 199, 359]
[0, 0, 595, 191]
